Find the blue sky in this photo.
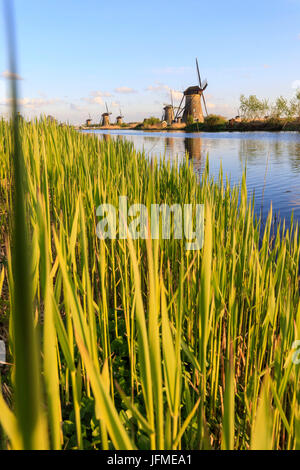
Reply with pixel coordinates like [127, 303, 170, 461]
[0, 0, 300, 124]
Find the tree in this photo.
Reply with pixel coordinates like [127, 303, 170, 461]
[239, 95, 269, 120]
[289, 89, 300, 119]
[271, 96, 289, 118]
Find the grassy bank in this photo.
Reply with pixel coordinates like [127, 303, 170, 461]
[186, 119, 300, 133]
[0, 120, 299, 450]
[79, 118, 300, 134]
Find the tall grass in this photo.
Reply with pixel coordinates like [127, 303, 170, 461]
[1, 0, 48, 449]
[0, 119, 299, 449]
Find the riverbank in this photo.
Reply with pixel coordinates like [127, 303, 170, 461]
[79, 118, 300, 133]
[186, 119, 300, 132]
[79, 123, 139, 131]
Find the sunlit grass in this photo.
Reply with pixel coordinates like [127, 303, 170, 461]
[0, 119, 299, 449]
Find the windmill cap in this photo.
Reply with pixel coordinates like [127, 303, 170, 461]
[184, 86, 203, 95]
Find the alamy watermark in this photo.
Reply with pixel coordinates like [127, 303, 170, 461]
[96, 196, 204, 251]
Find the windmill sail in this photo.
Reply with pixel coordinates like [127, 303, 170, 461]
[202, 94, 208, 116]
[196, 58, 202, 88]
[195, 58, 208, 116]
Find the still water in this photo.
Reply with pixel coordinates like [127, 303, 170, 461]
[83, 129, 300, 224]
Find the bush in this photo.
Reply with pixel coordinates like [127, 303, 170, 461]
[143, 116, 161, 126]
[204, 114, 227, 126]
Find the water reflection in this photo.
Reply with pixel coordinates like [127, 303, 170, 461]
[184, 137, 203, 173]
[166, 137, 175, 151]
[82, 129, 300, 223]
[237, 138, 300, 168]
[184, 137, 202, 159]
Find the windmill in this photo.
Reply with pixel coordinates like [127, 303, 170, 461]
[162, 90, 175, 125]
[86, 113, 92, 127]
[174, 58, 208, 124]
[101, 102, 112, 126]
[116, 107, 124, 126]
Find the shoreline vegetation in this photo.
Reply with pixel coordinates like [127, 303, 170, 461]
[79, 118, 300, 133]
[78, 93, 300, 133]
[0, 119, 299, 450]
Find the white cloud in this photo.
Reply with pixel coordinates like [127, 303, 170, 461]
[114, 86, 137, 94]
[1, 97, 61, 108]
[172, 90, 183, 101]
[92, 90, 112, 97]
[1, 70, 23, 80]
[146, 82, 183, 102]
[82, 90, 113, 105]
[88, 96, 103, 105]
[70, 103, 84, 111]
[292, 80, 300, 89]
[146, 82, 170, 92]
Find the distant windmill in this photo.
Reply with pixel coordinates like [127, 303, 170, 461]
[174, 58, 208, 124]
[116, 107, 124, 125]
[162, 90, 175, 125]
[86, 113, 92, 127]
[101, 103, 112, 126]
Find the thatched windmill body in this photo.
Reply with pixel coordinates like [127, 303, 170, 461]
[162, 105, 174, 125]
[86, 114, 92, 127]
[116, 108, 124, 126]
[175, 59, 208, 124]
[162, 90, 176, 125]
[101, 103, 112, 127]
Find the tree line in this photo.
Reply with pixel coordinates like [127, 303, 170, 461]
[239, 90, 300, 120]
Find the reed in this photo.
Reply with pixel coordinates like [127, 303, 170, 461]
[0, 119, 299, 450]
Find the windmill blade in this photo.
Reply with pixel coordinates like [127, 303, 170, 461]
[201, 79, 208, 90]
[175, 95, 184, 120]
[175, 106, 185, 119]
[105, 102, 109, 114]
[202, 93, 208, 116]
[170, 90, 174, 109]
[196, 58, 202, 88]
[178, 106, 185, 117]
[175, 104, 186, 119]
